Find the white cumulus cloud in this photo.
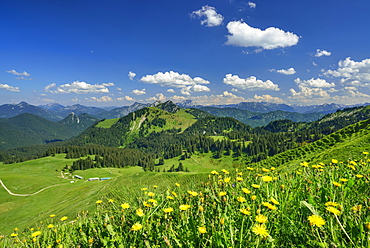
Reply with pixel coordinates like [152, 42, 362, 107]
[225, 21, 299, 50]
[253, 94, 284, 103]
[132, 89, 146, 95]
[223, 74, 280, 91]
[147, 93, 166, 102]
[324, 57, 370, 85]
[44, 81, 115, 94]
[270, 67, 296, 75]
[0, 83, 20, 92]
[140, 71, 210, 88]
[289, 86, 330, 100]
[180, 85, 211, 95]
[6, 69, 30, 77]
[128, 71, 136, 80]
[191, 5, 224, 27]
[294, 78, 335, 88]
[167, 89, 175, 93]
[248, 2, 256, 8]
[90, 96, 113, 102]
[315, 49, 331, 57]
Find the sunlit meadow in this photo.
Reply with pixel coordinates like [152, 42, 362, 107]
[1, 153, 369, 247]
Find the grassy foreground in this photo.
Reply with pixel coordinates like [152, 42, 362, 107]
[1, 154, 369, 247]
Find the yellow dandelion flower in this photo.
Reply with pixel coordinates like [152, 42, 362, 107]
[163, 207, 174, 213]
[270, 167, 276, 170]
[148, 199, 157, 204]
[348, 165, 356, 170]
[166, 196, 174, 200]
[147, 192, 155, 197]
[252, 184, 260, 189]
[188, 191, 198, 197]
[355, 174, 364, 178]
[251, 195, 257, 200]
[351, 205, 362, 212]
[247, 167, 254, 170]
[211, 170, 219, 175]
[252, 224, 269, 238]
[153, 185, 158, 188]
[121, 203, 130, 209]
[14, 228, 19, 231]
[363, 151, 369, 155]
[10, 233, 18, 237]
[219, 191, 227, 197]
[199, 206, 204, 212]
[141, 188, 147, 191]
[270, 197, 280, 205]
[130, 223, 143, 231]
[96, 200, 103, 204]
[31, 231, 42, 238]
[236, 177, 243, 181]
[366, 222, 370, 230]
[198, 226, 207, 234]
[237, 196, 247, 203]
[255, 214, 268, 223]
[175, 183, 180, 187]
[221, 169, 229, 174]
[242, 188, 251, 194]
[308, 215, 325, 227]
[143, 201, 152, 207]
[171, 191, 177, 197]
[179, 204, 191, 211]
[325, 201, 339, 207]
[238, 172, 243, 176]
[261, 168, 270, 172]
[262, 202, 277, 210]
[108, 199, 114, 203]
[224, 177, 231, 183]
[332, 181, 342, 187]
[326, 206, 341, 215]
[240, 208, 251, 215]
[47, 224, 54, 229]
[50, 214, 56, 218]
[350, 161, 357, 165]
[136, 208, 145, 217]
[339, 178, 348, 182]
[60, 216, 68, 221]
[261, 176, 273, 182]
[332, 159, 338, 164]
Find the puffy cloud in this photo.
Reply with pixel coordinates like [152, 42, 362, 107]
[223, 74, 280, 91]
[253, 94, 284, 103]
[90, 96, 113, 102]
[6, 69, 30, 77]
[146, 93, 166, 102]
[167, 89, 175, 93]
[171, 95, 188, 101]
[315, 49, 331, 57]
[324, 57, 370, 85]
[140, 71, 210, 88]
[294, 78, 335, 88]
[0, 83, 20, 92]
[180, 85, 211, 95]
[128, 71, 136, 80]
[248, 2, 256, 8]
[124, 96, 135, 101]
[44, 81, 115, 94]
[289, 86, 330, 99]
[191, 5, 224, 27]
[269, 67, 296, 75]
[185, 91, 247, 105]
[132, 89, 146, 95]
[225, 21, 299, 50]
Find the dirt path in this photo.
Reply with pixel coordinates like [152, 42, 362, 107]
[0, 179, 65, 197]
[191, 157, 206, 168]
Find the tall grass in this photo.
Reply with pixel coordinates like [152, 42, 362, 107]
[2, 153, 369, 247]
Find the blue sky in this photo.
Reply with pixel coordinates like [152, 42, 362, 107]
[1, 0, 370, 107]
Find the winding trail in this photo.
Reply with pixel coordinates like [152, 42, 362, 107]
[0, 179, 65, 197]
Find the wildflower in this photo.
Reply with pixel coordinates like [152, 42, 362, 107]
[242, 188, 251, 194]
[188, 191, 198, 197]
[247, 167, 254, 170]
[199, 206, 204, 212]
[14, 228, 19, 231]
[31, 231, 42, 238]
[163, 207, 174, 213]
[255, 214, 268, 223]
[351, 205, 362, 212]
[50, 214, 56, 218]
[332, 181, 342, 187]
[221, 169, 229, 174]
[366, 222, 370, 230]
[240, 208, 251, 215]
[270, 167, 276, 170]
[270, 197, 280, 205]
[308, 215, 325, 227]
[175, 183, 180, 187]
[363, 151, 369, 155]
[339, 178, 348, 182]
[171, 191, 178, 197]
[219, 191, 227, 197]
[332, 159, 338, 164]
[153, 185, 158, 188]
[238, 172, 243, 176]
[47, 224, 54, 229]
[301, 162, 309, 167]
[147, 192, 155, 197]
[326, 206, 341, 215]
[10, 233, 18, 237]
[262, 202, 277, 210]
[143, 201, 152, 207]
[148, 199, 157, 205]
[166, 196, 174, 200]
[96, 200, 103, 204]
[355, 174, 364, 178]
[325, 201, 339, 207]
[108, 199, 114, 203]
[224, 177, 231, 183]
[348, 165, 356, 170]
[211, 170, 219, 175]
[179, 204, 191, 211]
[252, 184, 260, 189]
[130, 223, 143, 231]
[261, 168, 270, 172]
[261, 176, 273, 182]
[121, 203, 130, 209]
[236, 177, 243, 181]
[60, 216, 68, 221]
[136, 208, 145, 217]
[237, 196, 247, 203]
[251, 195, 257, 200]
[141, 188, 147, 191]
[252, 224, 269, 238]
[198, 226, 207, 234]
